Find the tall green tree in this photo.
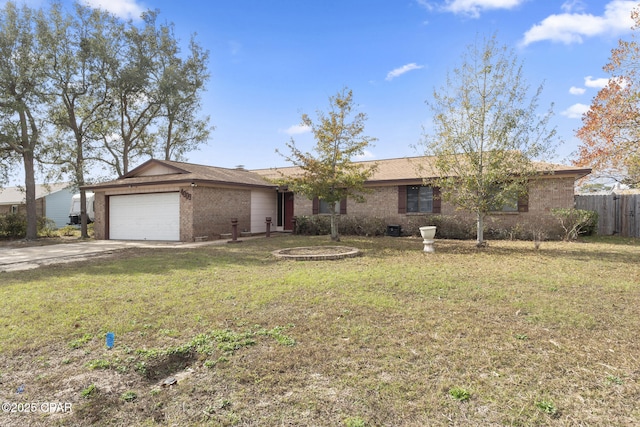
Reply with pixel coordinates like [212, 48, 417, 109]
[155, 31, 212, 161]
[99, 10, 160, 177]
[277, 88, 377, 241]
[39, 3, 122, 238]
[423, 35, 557, 246]
[0, 2, 49, 239]
[100, 10, 211, 176]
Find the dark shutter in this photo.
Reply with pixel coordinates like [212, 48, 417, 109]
[398, 186, 406, 214]
[433, 187, 441, 214]
[518, 193, 529, 212]
[312, 197, 319, 215]
[340, 198, 347, 215]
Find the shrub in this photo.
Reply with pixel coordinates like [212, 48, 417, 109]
[59, 225, 78, 237]
[429, 215, 476, 240]
[338, 216, 387, 236]
[0, 214, 60, 238]
[294, 215, 331, 235]
[38, 217, 57, 237]
[0, 213, 27, 237]
[551, 208, 598, 241]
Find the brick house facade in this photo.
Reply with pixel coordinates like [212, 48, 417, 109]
[86, 157, 589, 242]
[255, 156, 591, 237]
[87, 160, 275, 241]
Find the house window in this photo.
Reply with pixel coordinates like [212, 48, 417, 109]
[398, 185, 441, 214]
[488, 185, 523, 213]
[10, 205, 18, 214]
[319, 199, 338, 214]
[313, 197, 347, 215]
[490, 197, 518, 212]
[407, 186, 433, 213]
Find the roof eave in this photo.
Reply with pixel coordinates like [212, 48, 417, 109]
[82, 178, 276, 191]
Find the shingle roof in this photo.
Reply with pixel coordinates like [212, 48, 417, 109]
[0, 183, 71, 205]
[84, 156, 591, 191]
[85, 159, 276, 190]
[252, 156, 591, 183]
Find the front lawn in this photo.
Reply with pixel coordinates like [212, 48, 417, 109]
[0, 235, 638, 426]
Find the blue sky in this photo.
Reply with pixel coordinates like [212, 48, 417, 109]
[8, 0, 640, 176]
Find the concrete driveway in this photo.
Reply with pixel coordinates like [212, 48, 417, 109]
[0, 239, 225, 272]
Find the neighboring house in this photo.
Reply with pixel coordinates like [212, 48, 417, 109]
[85, 156, 590, 242]
[0, 183, 74, 228]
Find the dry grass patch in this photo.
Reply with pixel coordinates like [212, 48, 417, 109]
[0, 235, 638, 425]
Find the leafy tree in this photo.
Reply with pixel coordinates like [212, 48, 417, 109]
[276, 89, 377, 241]
[575, 5, 640, 187]
[0, 148, 16, 186]
[99, 10, 211, 177]
[38, 3, 122, 238]
[0, 2, 49, 239]
[98, 10, 161, 177]
[422, 34, 557, 247]
[155, 31, 213, 161]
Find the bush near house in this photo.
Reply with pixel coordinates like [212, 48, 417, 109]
[0, 213, 58, 238]
[295, 215, 388, 237]
[294, 213, 575, 242]
[551, 208, 599, 241]
[0, 213, 27, 237]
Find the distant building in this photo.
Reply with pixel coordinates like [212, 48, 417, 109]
[0, 183, 74, 228]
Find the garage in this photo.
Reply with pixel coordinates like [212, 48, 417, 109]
[109, 192, 180, 241]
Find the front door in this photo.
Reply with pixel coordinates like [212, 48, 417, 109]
[283, 192, 294, 231]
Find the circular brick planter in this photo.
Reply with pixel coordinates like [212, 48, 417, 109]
[272, 246, 360, 261]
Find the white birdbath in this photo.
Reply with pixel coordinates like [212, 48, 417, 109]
[419, 226, 436, 253]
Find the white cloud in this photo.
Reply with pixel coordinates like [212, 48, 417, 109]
[569, 86, 586, 95]
[441, 0, 525, 18]
[561, 103, 590, 118]
[386, 63, 424, 81]
[561, 0, 586, 14]
[81, 0, 145, 20]
[281, 124, 311, 135]
[521, 1, 636, 46]
[584, 76, 609, 88]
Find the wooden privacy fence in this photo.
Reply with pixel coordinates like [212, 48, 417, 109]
[575, 194, 640, 237]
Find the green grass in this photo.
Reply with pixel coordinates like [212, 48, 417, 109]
[0, 235, 639, 426]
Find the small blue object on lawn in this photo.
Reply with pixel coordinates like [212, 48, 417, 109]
[106, 332, 115, 349]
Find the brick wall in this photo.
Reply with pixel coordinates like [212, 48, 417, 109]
[0, 199, 45, 217]
[293, 176, 577, 235]
[191, 186, 251, 240]
[92, 184, 253, 242]
[93, 191, 106, 239]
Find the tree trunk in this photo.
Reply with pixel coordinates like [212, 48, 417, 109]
[23, 150, 38, 240]
[79, 189, 89, 239]
[330, 203, 340, 242]
[476, 211, 485, 247]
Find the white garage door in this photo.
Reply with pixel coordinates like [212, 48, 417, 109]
[109, 192, 180, 241]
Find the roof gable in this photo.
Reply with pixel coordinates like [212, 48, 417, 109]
[123, 159, 190, 178]
[85, 159, 275, 190]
